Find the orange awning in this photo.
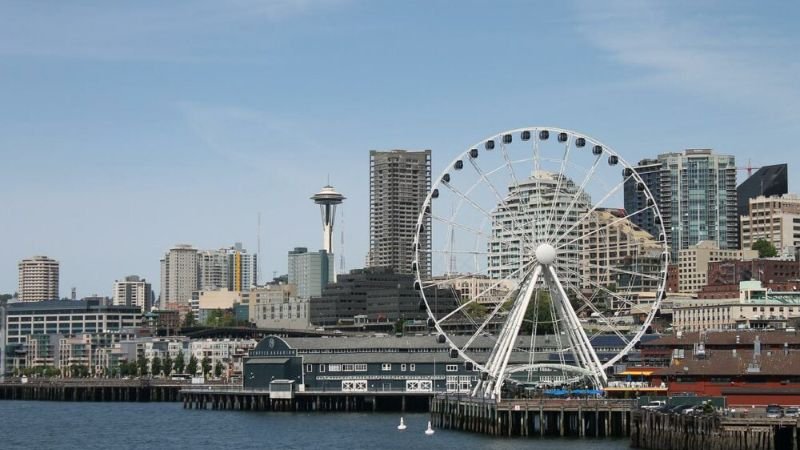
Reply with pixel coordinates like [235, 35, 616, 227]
[618, 370, 655, 376]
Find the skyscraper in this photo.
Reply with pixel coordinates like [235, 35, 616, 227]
[368, 149, 432, 276]
[18, 256, 59, 302]
[625, 149, 738, 259]
[113, 275, 153, 312]
[623, 158, 663, 240]
[287, 247, 333, 300]
[159, 244, 198, 309]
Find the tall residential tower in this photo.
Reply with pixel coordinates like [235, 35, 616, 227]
[18, 256, 59, 302]
[368, 150, 432, 276]
[625, 149, 738, 260]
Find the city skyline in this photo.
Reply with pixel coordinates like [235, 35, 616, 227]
[3, 1, 800, 296]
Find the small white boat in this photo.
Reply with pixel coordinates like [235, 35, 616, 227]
[425, 421, 434, 435]
[397, 417, 407, 431]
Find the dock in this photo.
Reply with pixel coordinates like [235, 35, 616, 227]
[181, 387, 433, 412]
[631, 409, 800, 450]
[0, 379, 186, 402]
[430, 395, 635, 437]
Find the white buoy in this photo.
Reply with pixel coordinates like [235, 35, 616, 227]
[425, 421, 435, 435]
[397, 417, 407, 431]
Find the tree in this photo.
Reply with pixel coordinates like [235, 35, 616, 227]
[214, 361, 224, 379]
[163, 355, 173, 376]
[0, 293, 12, 302]
[175, 351, 186, 374]
[182, 311, 196, 328]
[137, 355, 149, 377]
[521, 290, 554, 335]
[752, 239, 778, 258]
[151, 356, 162, 377]
[464, 301, 488, 319]
[186, 355, 198, 376]
[200, 356, 211, 376]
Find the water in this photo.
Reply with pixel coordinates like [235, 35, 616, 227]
[0, 401, 628, 449]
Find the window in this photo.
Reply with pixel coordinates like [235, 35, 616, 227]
[446, 364, 458, 372]
[328, 364, 341, 372]
[409, 364, 415, 372]
[401, 364, 407, 372]
[381, 363, 392, 371]
[354, 364, 367, 372]
[343, 364, 355, 372]
[319, 365, 325, 373]
[306, 364, 313, 373]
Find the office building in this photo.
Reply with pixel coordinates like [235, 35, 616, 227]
[737, 164, 788, 217]
[369, 150, 432, 276]
[4, 299, 141, 345]
[678, 241, 758, 294]
[249, 284, 310, 330]
[625, 150, 738, 260]
[699, 259, 800, 299]
[198, 249, 229, 291]
[740, 194, 800, 256]
[112, 275, 153, 312]
[159, 244, 198, 309]
[288, 247, 333, 300]
[18, 256, 59, 302]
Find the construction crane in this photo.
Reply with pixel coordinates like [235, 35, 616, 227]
[736, 159, 761, 177]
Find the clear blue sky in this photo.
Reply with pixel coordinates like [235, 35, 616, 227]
[2, 0, 799, 297]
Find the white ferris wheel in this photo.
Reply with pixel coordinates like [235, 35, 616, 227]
[413, 126, 669, 401]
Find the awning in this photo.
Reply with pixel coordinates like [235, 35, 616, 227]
[619, 370, 655, 376]
[246, 358, 290, 365]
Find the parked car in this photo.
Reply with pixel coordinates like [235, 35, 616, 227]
[641, 400, 666, 410]
[784, 407, 799, 418]
[766, 404, 783, 418]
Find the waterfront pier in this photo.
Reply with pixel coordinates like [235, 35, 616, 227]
[180, 387, 431, 412]
[630, 410, 800, 450]
[430, 395, 635, 438]
[0, 380, 185, 402]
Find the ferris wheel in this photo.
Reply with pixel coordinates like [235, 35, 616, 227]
[413, 126, 669, 400]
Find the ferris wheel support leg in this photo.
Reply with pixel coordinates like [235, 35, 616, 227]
[490, 265, 542, 401]
[547, 266, 607, 387]
[544, 269, 596, 387]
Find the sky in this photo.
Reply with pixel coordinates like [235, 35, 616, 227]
[2, 0, 799, 297]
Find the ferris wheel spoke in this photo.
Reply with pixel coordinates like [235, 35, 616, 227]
[555, 261, 640, 310]
[580, 262, 661, 282]
[467, 155, 528, 240]
[430, 214, 493, 240]
[550, 175, 633, 246]
[421, 272, 485, 289]
[556, 204, 654, 251]
[545, 152, 603, 245]
[460, 287, 520, 353]
[436, 260, 533, 324]
[440, 181, 533, 248]
[541, 136, 573, 244]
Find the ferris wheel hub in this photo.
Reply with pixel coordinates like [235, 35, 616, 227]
[535, 243, 556, 265]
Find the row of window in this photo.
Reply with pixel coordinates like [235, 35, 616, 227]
[306, 363, 461, 373]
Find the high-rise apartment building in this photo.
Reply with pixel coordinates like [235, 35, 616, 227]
[369, 150, 432, 276]
[487, 172, 589, 290]
[625, 149, 738, 260]
[18, 256, 59, 302]
[112, 275, 153, 312]
[227, 242, 257, 292]
[198, 249, 229, 291]
[623, 159, 663, 240]
[159, 244, 198, 309]
[288, 247, 333, 300]
[740, 194, 800, 256]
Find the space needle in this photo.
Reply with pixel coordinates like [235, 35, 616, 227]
[311, 184, 345, 276]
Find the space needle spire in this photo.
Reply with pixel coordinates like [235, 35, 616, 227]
[311, 184, 345, 276]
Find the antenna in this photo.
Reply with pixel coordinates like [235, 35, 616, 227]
[339, 205, 346, 275]
[257, 212, 262, 285]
